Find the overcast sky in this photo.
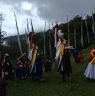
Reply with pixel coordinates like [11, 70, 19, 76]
[0, 0, 95, 36]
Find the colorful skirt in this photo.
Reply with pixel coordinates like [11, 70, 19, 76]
[84, 62, 95, 79]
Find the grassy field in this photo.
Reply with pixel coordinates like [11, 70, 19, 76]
[7, 48, 95, 96]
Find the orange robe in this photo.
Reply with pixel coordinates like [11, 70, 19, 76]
[88, 48, 95, 64]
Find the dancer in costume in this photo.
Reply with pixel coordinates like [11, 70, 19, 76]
[54, 24, 65, 73]
[28, 31, 39, 80]
[62, 42, 72, 81]
[84, 48, 95, 79]
[29, 45, 38, 80]
[55, 36, 65, 73]
[55, 37, 67, 73]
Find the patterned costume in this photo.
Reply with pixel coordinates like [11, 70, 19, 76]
[55, 39, 65, 72]
[28, 31, 40, 80]
[84, 48, 95, 79]
[54, 24, 64, 72]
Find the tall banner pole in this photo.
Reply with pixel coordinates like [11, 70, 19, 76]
[27, 18, 29, 34]
[49, 27, 52, 59]
[67, 16, 70, 45]
[92, 12, 95, 39]
[81, 14, 84, 48]
[14, 12, 22, 54]
[74, 22, 77, 48]
[30, 18, 34, 32]
[43, 22, 46, 60]
[84, 15, 90, 44]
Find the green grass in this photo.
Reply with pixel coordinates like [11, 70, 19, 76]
[7, 48, 95, 96]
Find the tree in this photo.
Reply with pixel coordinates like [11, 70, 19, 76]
[0, 13, 5, 56]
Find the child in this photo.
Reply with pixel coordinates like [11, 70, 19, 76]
[24, 58, 31, 77]
[73, 48, 79, 63]
[16, 53, 26, 79]
[45, 58, 51, 72]
[78, 51, 84, 64]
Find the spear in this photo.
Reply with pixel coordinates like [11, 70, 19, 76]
[14, 12, 22, 54]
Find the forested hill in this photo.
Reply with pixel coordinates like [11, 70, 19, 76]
[3, 32, 45, 59]
[2, 14, 95, 59]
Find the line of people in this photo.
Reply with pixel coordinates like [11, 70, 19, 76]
[0, 48, 95, 82]
[0, 52, 52, 81]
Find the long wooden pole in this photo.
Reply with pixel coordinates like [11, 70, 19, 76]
[74, 22, 77, 48]
[27, 19, 29, 34]
[92, 12, 95, 39]
[49, 27, 52, 59]
[14, 12, 22, 54]
[80, 14, 84, 48]
[84, 15, 90, 44]
[67, 16, 70, 45]
[43, 22, 46, 60]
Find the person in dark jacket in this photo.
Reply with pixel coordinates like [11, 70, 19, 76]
[62, 43, 72, 81]
[0, 72, 7, 96]
[73, 48, 79, 63]
[0, 60, 3, 77]
[45, 57, 51, 72]
[35, 50, 43, 80]
[3, 54, 13, 80]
